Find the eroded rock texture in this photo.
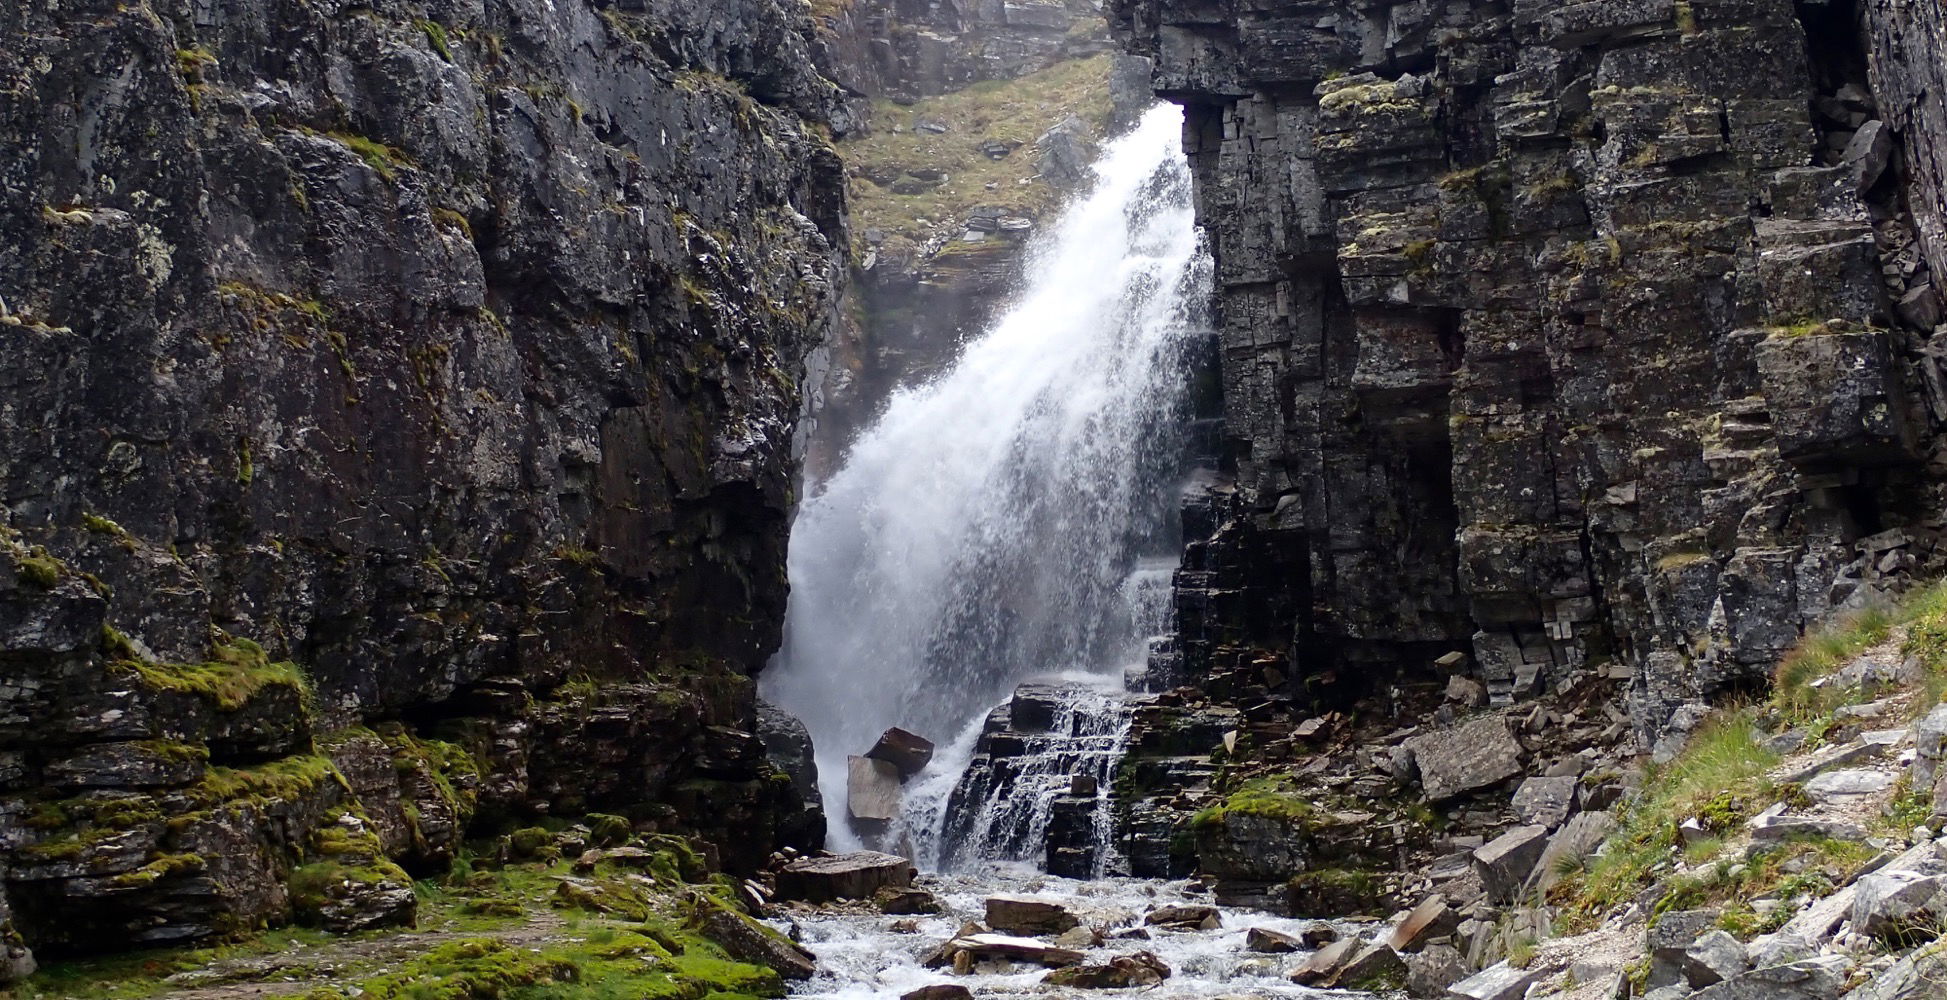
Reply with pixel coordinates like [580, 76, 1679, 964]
[0, 0, 844, 969]
[1112, 0, 1947, 738]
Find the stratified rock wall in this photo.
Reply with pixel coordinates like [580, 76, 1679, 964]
[1862, 0, 1947, 297]
[1112, 0, 1947, 738]
[0, 0, 845, 967]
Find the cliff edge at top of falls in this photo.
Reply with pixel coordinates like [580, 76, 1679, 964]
[0, 0, 847, 975]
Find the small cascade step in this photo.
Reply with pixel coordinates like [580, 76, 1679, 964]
[938, 679, 1135, 875]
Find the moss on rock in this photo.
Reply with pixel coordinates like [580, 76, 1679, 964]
[114, 637, 311, 713]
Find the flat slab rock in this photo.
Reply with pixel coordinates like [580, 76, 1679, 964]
[1688, 956, 1851, 1000]
[985, 894, 1079, 934]
[1473, 825, 1548, 902]
[930, 933, 1084, 968]
[1246, 926, 1304, 953]
[776, 851, 913, 902]
[1406, 716, 1523, 801]
[1386, 894, 1456, 952]
[1042, 950, 1170, 988]
[901, 987, 972, 1000]
[1511, 775, 1578, 828]
[1144, 903, 1219, 928]
[1802, 768, 1894, 800]
[847, 756, 902, 822]
[1778, 730, 1904, 784]
[1446, 959, 1541, 1000]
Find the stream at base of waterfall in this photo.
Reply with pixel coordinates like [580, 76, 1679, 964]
[772, 869, 1384, 998]
[767, 863, 1394, 996]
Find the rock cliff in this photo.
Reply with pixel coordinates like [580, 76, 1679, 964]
[0, 0, 845, 972]
[1102, 0, 1947, 971]
[1112, 0, 1947, 748]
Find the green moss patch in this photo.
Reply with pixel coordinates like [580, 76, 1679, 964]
[297, 937, 575, 999]
[187, 754, 345, 812]
[115, 637, 311, 712]
[1191, 774, 1318, 829]
[15, 545, 65, 588]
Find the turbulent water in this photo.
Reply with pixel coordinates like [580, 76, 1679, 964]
[777, 871, 1360, 999]
[763, 104, 1209, 858]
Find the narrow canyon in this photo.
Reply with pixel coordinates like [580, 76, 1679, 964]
[2, 0, 1947, 998]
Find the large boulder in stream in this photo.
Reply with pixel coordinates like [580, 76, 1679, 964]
[687, 894, 819, 980]
[901, 987, 973, 1000]
[1144, 902, 1220, 929]
[847, 755, 903, 825]
[775, 851, 914, 902]
[866, 727, 936, 777]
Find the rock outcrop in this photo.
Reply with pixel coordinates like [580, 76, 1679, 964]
[0, 0, 845, 973]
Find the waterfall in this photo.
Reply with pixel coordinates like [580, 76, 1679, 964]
[762, 104, 1209, 863]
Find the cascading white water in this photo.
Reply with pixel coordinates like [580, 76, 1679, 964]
[762, 103, 1209, 858]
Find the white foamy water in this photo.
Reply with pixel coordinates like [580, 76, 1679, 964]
[763, 103, 1209, 856]
[773, 870, 1380, 999]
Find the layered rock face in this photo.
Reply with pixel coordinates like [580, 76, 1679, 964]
[0, 0, 844, 969]
[1112, 0, 1947, 738]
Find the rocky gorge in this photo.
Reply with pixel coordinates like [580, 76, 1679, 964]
[6, 0, 1947, 998]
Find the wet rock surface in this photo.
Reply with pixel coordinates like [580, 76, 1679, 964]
[777, 851, 916, 903]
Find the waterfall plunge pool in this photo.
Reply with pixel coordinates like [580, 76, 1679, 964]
[773, 869, 1384, 999]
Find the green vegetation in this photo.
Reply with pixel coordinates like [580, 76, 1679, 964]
[417, 19, 452, 61]
[1673, 0, 1699, 33]
[81, 513, 133, 541]
[12, 834, 783, 1000]
[1655, 550, 1711, 572]
[433, 206, 474, 238]
[189, 754, 346, 812]
[1772, 578, 1947, 725]
[289, 806, 413, 925]
[174, 46, 216, 84]
[555, 544, 599, 567]
[1767, 318, 1885, 339]
[9, 925, 340, 1000]
[15, 545, 62, 588]
[1898, 582, 1947, 713]
[1553, 709, 1780, 926]
[112, 637, 311, 712]
[325, 131, 412, 182]
[1773, 602, 1895, 722]
[842, 54, 1113, 248]
[1190, 773, 1317, 829]
[1556, 579, 1947, 930]
[1664, 836, 1877, 937]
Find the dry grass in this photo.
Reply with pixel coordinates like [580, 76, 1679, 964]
[841, 54, 1113, 248]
